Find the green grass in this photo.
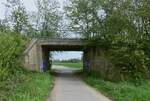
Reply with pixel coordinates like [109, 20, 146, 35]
[6, 72, 54, 101]
[53, 62, 83, 69]
[84, 75, 150, 101]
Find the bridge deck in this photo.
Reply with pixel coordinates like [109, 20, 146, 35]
[38, 38, 84, 46]
[37, 38, 85, 51]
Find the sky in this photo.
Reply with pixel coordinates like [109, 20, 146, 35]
[0, 0, 82, 60]
[0, 0, 66, 18]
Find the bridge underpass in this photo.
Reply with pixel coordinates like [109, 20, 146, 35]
[24, 38, 89, 72]
[23, 38, 112, 101]
[24, 38, 120, 81]
[41, 45, 84, 71]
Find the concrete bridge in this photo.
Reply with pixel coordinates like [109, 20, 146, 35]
[23, 38, 120, 80]
[24, 38, 89, 71]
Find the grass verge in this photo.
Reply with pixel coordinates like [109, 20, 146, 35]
[84, 75, 150, 101]
[1, 72, 54, 101]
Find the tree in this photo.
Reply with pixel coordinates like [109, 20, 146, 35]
[0, 19, 10, 32]
[5, 0, 30, 34]
[36, 0, 61, 37]
[66, 0, 150, 80]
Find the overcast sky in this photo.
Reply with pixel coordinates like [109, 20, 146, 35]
[0, 0, 65, 18]
[0, 0, 82, 60]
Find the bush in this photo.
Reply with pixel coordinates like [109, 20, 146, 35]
[87, 34, 150, 82]
[111, 36, 150, 82]
[0, 32, 27, 100]
[108, 43, 149, 82]
[0, 32, 27, 80]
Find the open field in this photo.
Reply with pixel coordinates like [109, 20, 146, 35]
[52, 62, 83, 69]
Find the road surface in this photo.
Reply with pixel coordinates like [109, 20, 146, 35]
[47, 65, 111, 101]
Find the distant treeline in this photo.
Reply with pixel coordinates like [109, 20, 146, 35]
[53, 58, 82, 63]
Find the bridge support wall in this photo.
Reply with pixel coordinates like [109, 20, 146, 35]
[24, 43, 40, 71]
[41, 47, 51, 71]
[24, 45, 51, 71]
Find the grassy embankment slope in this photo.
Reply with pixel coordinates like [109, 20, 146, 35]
[84, 75, 150, 101]
[0, 33, 54, 101]
[7, 72, 54, 101]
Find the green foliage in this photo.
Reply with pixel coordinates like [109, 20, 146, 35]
[36, 0, 62, 37]
[85, 75, 150, 101]
[108, 42, 149, 82]
[65, 0, 103, 38]
[66, 0, 150, 81]
[5, 0, 30, 33]
[0, 32, 28, 100]
[0, 32, 54, 101]
[0, 33, 26, 81]
[0, 32, 27, 81]
[7, 72, 54, 101]
[0, 20, 10, 33]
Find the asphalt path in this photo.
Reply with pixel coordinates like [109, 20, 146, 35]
[47, 65, 111, 101]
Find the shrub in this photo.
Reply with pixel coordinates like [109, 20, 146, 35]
[0, 32, 27, 81]
[86, 35, 150, 82]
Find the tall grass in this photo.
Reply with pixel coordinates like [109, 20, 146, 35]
[7, 72, 54, 101]
[0, 33, 54, 101]
[84, 74, 150, 101]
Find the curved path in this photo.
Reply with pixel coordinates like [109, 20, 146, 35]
[48, 65, 111, 101]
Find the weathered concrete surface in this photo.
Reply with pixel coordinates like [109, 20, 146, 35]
[24, 38, 85, 72]
[23, 38, 118, 81]
[23, 39, 40, 71]
[48, 65, 111, 101]
[85, 47, 121, 81]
